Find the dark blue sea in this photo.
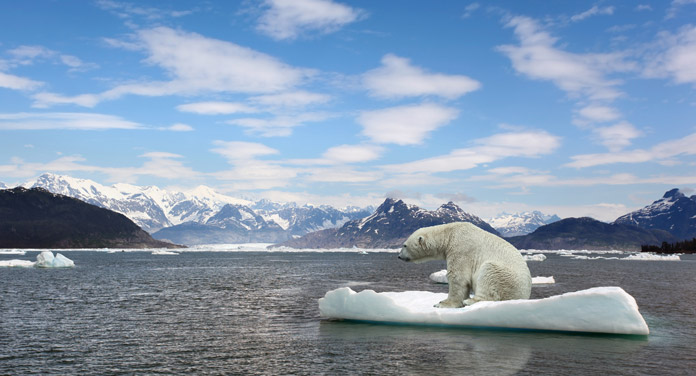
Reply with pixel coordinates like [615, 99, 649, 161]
[1, 249, 695, 375]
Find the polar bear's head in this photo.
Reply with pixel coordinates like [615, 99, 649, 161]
[398, 226, 445, 264]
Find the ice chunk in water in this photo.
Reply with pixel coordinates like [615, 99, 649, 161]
[318, 286, 649, 335]
[35, 251, 75, 268]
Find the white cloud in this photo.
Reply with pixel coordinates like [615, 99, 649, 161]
[576, 104, 621, 123]
[227, 112, 332, 137]
[0, 152, 200, 183]
[570, 6, 615, 22]
[462, 3, 480, 19]
[566, 132, 696, 168]
[0, 112, 142, 130]
[0, 71, 43, 91]
[498, 16, 634, 101]
[161, 123, 194, 132]
[32, 92, 100, 108]
[363, 54, 481, 99]
[358, 103, 459, 145]
[7, 45, 54, 64]
[592, 121, 643, 151]
[643, 25, 696, 85]
[250, 90, 331, 108]
[176, 101, 258, 115]
[96, 0, 195, 21]
[36, 27, 313, 107]
[666, 0, 696, 19]
[7, 45, 96, 71]
[384, 130, 561, 174]
[211, 140, 279, 161]
[306, 167, 382, 183]
[212, 161, 298, 190]
[256, 0, 364, 40]
[321, 144, 383, 164]
[133, 27, 311, 94]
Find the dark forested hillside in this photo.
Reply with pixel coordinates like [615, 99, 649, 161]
[0, 187, 182, 248]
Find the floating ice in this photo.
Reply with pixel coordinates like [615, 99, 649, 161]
[35, 251, 75, 268]
[152, 250, 180, 255]
[319, 286, 649, 335]
[429, 270, 555, 285]
[569, 253, 680, 261]
[523, 254, 547, 261]
[0, 251, 75, 268]
[0, 259, 36, 268]
[623, 253, 680, 261]
[532, 276, 555, 284]
[0, 249, 26, 255]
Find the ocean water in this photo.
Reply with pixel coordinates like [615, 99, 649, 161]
[1, 250, 695, 375]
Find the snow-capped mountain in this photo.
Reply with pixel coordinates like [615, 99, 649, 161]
[488, 211, 561, 237]
[278, 198, 499, 249]
[23, 173, 252, 233]
[20, 173, 372, 243]
[614, 188, 696, 240]
[0, 181, 7, 189]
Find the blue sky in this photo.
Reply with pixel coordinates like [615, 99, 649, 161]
[1, 0, 695, 221]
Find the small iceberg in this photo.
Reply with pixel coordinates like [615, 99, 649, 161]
[523, 254, 547, 262]
[319, 286, 649, 335]
[35, 251, 75, 268]
[0, 251, 74, 268]
[429, 270, 555, 285]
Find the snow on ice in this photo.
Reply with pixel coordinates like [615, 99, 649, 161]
[319, 286, 649, 335]
[0, 251, 74, 268]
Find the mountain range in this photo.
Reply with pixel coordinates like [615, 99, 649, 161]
[2, 174, 694, 250]
[0, 187, 179, 249]
[7, 173, 371, 245]
[506, 217, 675, 251]
[276, 198, 498, 249]
[488, 211, 561, 237]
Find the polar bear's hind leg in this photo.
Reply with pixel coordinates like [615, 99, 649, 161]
[466, 262, 527, 305]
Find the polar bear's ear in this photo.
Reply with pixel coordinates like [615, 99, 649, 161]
[418, 236, 424, 246]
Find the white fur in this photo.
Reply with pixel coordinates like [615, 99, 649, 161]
[399, 222, 532, 308]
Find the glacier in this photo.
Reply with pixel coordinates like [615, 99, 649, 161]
[0, 251, 74, 268]
[319, 286, 649, 335]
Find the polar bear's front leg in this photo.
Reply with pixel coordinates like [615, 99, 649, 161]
[435, 272, 470, 308]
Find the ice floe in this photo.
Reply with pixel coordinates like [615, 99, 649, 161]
[0, 259, 36, 268]
[0, 251, 74, 268]
[319, 286, 649, 335]
[523, 254, 547, 261]
[532, 276, 555, 284]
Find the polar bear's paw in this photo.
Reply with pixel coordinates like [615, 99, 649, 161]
[434, 299, 464, 308]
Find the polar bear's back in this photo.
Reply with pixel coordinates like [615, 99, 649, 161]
[441, 222, 527, 265]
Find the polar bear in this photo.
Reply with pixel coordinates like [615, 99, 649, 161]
[399, 222, 531, 308]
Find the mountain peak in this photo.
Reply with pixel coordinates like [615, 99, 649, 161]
[662, 188, 685, 200]
[615, 188, 696, 240]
